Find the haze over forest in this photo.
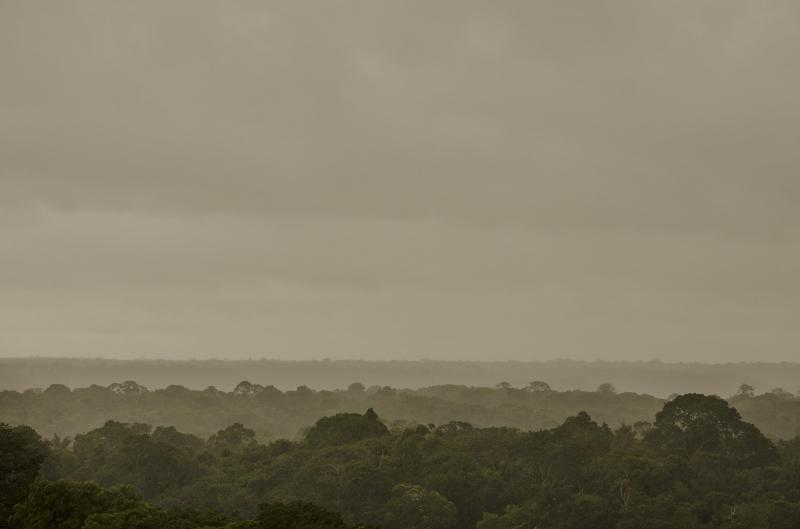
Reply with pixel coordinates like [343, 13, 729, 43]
[3, 358, 800, 399]
[5, 3, 800, 529]
[2, 1, 800, 363]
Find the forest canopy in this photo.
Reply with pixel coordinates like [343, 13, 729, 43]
[3, 393, 800, 529]
[3, 379, 799, 442]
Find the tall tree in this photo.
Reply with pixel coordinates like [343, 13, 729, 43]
[0, 424, 49, 527]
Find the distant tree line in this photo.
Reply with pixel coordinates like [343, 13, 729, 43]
[5, 358, 800, 398]
[2, 379, 799, 442]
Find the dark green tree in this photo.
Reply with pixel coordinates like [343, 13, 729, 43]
[305, 409, 388, 447]
[648, 393, 778, 467]
[9, 480, 143, 529]
[257, 501, 348, 529]
[382, 484, 457, 529]
[0, 424, 49, 527]
[208, 423, 257, 455]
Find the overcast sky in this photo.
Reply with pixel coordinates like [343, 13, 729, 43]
[1, 1, 799, 362]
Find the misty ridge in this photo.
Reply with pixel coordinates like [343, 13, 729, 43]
[4, 357, 800, 397]
[3, 359, 800, 442]
[6, 357, 800, 443]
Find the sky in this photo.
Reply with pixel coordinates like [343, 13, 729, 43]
[1, 1, 799, 362]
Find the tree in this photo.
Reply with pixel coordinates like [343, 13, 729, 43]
[233, 381, 266, 397]
[9, 480, 143, 529]
[597, 383, 617, 394]
[421, 451, 505, 529]
[113, 434, 202, 498]
[63, 421, 203, 499]
[207, 423, 256, 455]
[47, 434, 72, 451]
[72, 421, 152, 466]
[526, 381, 552, 392]
[107, 381, 148, 396]
[0, 424, 50, 525]
[10, 480, 240, 529]
[736, 384, 755, 398]
[43, 385, 71, 398]
[533, 412, 613, 488]
[257, 501, 348, 529]
[150, 426, 204, 452]
[305, 409, 388, 448]
[477, 505, 530, 529]
[648, 393, 779, 467]
[347, 383, 366, 395]
[255, 385, 284, 404]
[769, 387, 793, 400]
[293, 386, 314, 399]
[83, 505, 166, 529]
[382, 484, 457, 529]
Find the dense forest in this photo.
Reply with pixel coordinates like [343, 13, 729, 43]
[3, 379, 800, 442]
[3, 390, 800, 528]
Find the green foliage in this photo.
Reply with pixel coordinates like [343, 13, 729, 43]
[0, 424, 49, 525]
[208, 523, 257, 529]
[82, 505, 168, 529]
[5, 394, 800, 529]
[208, 423, 257, 455]
[257, 501, 349, 529]
[68, 421, 203, 498]
[648, 394, 779, 467]
[9, 480, 143, 529]
[0, 381, 668, 443]
[9, 480, 245, 529]
[305, 409, 389, 448]
[382, 484, 457, 529]
[7, 377, 799, 443]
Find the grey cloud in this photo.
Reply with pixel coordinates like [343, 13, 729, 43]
[1, 1, 799, 233]
[1, 208, 798, 361]
[1, 1, 799, 361]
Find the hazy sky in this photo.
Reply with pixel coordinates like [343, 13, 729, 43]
[1, 1, 799, 362]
